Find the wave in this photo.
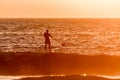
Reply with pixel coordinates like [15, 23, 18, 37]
[1, 75, 119, 80]
[0, 52, 120, 76]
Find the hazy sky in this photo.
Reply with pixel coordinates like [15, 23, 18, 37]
[1, 0, 120, 18]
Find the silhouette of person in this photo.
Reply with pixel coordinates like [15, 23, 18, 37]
[44, 30, 52, 51]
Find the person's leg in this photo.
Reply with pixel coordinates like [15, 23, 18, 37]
[48, 43, 51, 51]
[44, 44, 47, 51]
[45, 41, 47, 51]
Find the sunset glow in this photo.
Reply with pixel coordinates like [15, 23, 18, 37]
[1, 0, 120, 18]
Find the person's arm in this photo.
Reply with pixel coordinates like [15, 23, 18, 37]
[49, 34, 53, 38]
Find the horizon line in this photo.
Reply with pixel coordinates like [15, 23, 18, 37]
[0, 17, 120, 19]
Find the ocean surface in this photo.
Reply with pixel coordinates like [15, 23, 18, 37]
[1, 18, 120, 55]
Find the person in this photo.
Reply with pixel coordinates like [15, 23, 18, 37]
[44, 30, 52, 51]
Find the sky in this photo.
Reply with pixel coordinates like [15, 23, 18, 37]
[0, 0, 120, 18]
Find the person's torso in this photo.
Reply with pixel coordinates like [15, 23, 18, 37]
[44, 32, 50, 41]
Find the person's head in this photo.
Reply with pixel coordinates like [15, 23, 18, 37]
[46, 30, 49, 33]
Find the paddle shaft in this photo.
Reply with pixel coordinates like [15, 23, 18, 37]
[51, 37, 65, 46]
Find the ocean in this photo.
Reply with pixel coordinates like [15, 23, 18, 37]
[1, 18, 120, 79]
[0, 18, 120, 55]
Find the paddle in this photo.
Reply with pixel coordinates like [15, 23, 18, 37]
[51, 37, 65, 47]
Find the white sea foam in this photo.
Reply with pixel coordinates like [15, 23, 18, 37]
[1, 75, 120, 80]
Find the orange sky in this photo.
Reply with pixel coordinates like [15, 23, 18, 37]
[0, 0, 120, 18]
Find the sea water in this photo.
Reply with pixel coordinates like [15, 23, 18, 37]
[0, 18, 120, 55]
[1, 18, 120, 79]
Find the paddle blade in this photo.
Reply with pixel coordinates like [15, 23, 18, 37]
[61, 43, 65, 46]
